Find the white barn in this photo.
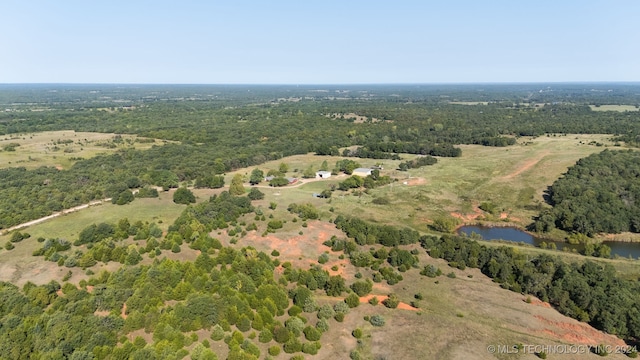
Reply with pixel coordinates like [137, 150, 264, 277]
[315, 171, 332, 179]
[352, 168, 373, 177]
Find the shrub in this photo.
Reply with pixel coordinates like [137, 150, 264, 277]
[303, 326, 321, 341]
[268, 345, 281, 356]
[420, 265, 442, 277]
[369, 315, 385, 327]
[316, 319, 329, 333]
[288, 305, 302, 317]
[382, 294, 399, 309]
[302, 342, 319, 355]
[333, 301, 350, 315]
[283, 337, 302, 353]
[258, 329, 273, 343]
[352, 328, 363, 339]
[10, 231, 30, 243]
[247, 187, 265, 200]
[318, 253, 329, 264]
[210, 325, 225, 341]
[317, 304, 335, 320]
[368, 296, 379, 306]
[345, 293, 360, 308]
[267, 220, 283, 231]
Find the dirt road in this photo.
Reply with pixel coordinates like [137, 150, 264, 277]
[0, 198, 112, 236]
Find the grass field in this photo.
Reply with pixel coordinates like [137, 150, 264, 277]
[0, 130, 162, 169]
[589, 105, 639, 112]
[0, 191, 188, 285]
[234, 135, 618, 236]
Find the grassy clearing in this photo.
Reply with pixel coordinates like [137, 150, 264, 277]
[448, 101, 489, 105]
[589, 104, 639, 112]
[0, 130, 163, 169]
[317, 134, 619, 231]
[0, 191, 188, 285]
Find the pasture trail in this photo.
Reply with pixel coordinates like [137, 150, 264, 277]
[501, 151, 551, 180]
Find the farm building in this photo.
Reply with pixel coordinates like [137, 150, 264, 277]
[352, 168, 373, 177]
[315, 171, 331, 179]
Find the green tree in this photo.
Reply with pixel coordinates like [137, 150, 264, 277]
[230, 174, 245, 195]
[279, 162, 289, 174]
[173, 187, 196, 205]
[247, 188, 264, 200]
[249, 168, 264, 185]
[320, 160, 329, 171]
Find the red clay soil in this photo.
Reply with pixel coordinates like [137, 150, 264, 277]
[451, 206, 484, 222]
[240, 221, 344, 270]
[534, 315, 626, 347]
[528, 298, 552, 308]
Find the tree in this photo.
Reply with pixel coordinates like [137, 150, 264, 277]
[269, 177, 289, 187]
[302, 166, 315, 179]
[320, 160, 329, 171]
[279, 163, 289, 174]
[173, 187, 196, 205]
[249, 168, 264, 185]
[230, 174, 245, 195]
[247, 188, 264, 200]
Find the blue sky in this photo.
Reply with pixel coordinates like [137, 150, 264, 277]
[1, 1, 638, 84]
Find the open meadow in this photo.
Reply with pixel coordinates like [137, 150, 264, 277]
[0, 130, 162, 169]
[228, 134, 620, 235]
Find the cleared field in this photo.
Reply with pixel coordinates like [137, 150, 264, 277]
[0, 130, 162, 169]
[222, 135, 622, 237]
[0, 191, 188, 285]
[589, 105, 639, 112]
[308, 134, 620, 232]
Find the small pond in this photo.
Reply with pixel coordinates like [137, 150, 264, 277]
[458, 225, 640, 259]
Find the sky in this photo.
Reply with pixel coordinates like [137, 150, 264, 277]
[1, 0, 639, 84]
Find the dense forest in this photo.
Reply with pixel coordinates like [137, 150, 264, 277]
[532, 150, 640, 235]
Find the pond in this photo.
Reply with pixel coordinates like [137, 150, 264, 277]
[458, 225, 640, 259]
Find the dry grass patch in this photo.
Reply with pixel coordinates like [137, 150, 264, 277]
[589, 105, 639, 112]
[0, 130, 162, 169]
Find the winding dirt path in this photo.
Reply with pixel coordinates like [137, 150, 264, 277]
[0, 198, 111, 236]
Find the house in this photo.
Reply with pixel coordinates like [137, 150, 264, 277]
[315, 171, 332, 179]
[352, 168, 373, 177]
[287, 177, 298, 184]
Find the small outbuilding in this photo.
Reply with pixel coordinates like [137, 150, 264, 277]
[352, 168, 373, 177]
[315, 171, 332, 179]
